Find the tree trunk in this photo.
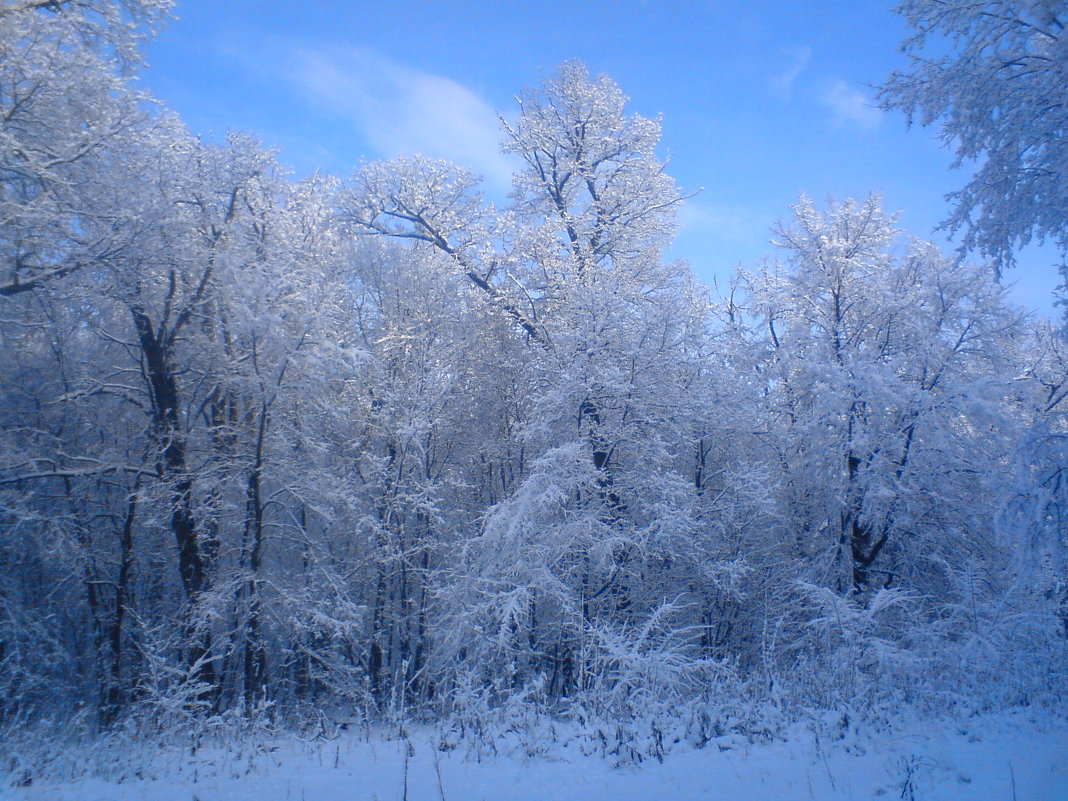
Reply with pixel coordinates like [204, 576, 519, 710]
[130, 306, 217, 694]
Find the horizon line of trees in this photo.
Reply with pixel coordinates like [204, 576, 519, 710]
[1, 0, 1065, 737]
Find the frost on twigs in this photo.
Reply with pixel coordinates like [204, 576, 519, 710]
[880, 0, 1068, 276]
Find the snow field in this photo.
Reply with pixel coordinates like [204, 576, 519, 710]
[10, 710, 1066, 801]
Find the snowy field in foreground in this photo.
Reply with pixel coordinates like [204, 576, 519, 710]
[7, 710, 1066, 801]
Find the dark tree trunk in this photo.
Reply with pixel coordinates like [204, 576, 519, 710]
[101, 477, 139, 727]
[242, 404, 269, 709]
[130, 306, 217, 694]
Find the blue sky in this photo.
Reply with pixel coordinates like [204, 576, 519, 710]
[142, 0, 1061, 315]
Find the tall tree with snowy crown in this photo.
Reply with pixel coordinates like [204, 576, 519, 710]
[736, 195, 1025, 596]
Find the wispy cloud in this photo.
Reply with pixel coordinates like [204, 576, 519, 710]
[770, 46, 812, 99]
[822, 80, 882, 131]
[672, 197, 771, 293]
[289, 47, 517, 193]
[678, 198, 762, 242]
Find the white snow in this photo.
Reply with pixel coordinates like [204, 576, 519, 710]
[9, 710, 1066, 801]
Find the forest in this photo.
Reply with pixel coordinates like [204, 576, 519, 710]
[0, 0, 1065, 786]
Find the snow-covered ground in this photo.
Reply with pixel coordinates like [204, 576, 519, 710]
[8, 710, 1066, 801]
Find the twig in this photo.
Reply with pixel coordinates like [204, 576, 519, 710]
[434, 753, 447, 801]
[402, 739, 411, 801]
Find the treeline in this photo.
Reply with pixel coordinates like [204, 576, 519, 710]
[1, 1, 1065, 737]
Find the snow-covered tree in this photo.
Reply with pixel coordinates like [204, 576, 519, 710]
[737, 195, 1026, 595]
[0, 0, 171, 297]
[2, 21, 1064, 745]
[721, 195, 1057, 707]
[346, 62, 712, 710]
[879, 0, 1068, 282]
